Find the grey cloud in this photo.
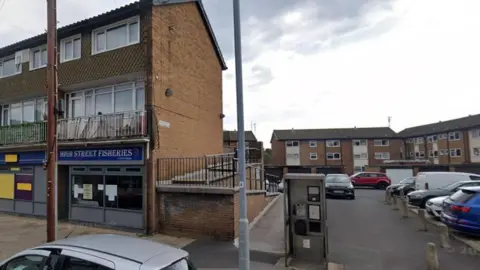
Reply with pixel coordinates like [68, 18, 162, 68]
[247, 65, 274, 90]
[203, 0, 397, 61]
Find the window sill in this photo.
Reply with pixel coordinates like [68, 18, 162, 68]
[91, 41, 140, 56]
[0, 72, 22, 79]
[30, 65, 47, 71]
[60, 57, 81, 64]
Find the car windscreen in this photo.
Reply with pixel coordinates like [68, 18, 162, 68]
[448, 189, 478, 203]
[399, 177, 414, 184]
[440, 182, 463, 191]
[326, 175, 350, 183]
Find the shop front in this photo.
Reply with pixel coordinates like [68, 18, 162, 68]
[0, 151, 48, 216]
[58, 145, 145, 230]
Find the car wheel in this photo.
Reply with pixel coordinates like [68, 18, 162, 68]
[376, 182, 389, 190]
[349, 195, 355, 200]
[420, 198, 431, 209]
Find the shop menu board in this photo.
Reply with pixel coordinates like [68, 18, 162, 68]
[15, 174, 33, 201]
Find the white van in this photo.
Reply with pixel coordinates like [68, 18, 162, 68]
[414, 172, 480, 190]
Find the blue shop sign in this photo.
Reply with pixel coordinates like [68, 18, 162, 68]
[58, 147, 143, 162]
[0, 151, 45, 165]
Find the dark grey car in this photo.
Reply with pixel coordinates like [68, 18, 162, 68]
[325, 174, 355, 200]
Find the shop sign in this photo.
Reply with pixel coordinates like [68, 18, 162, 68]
[58, 147, 143, 162]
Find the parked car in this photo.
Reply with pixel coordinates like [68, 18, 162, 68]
[325, 174, 355, 199]
[414, 172, 480, 190]
[425, 195, 449, 219]
[441, 186, 480, 235]
[387, 177, 415, 196]
[408, 180, 480, 208]
[350, 172, 391, 189]
[0, 234, 196, 270]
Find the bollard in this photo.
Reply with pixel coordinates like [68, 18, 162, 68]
[392, 196, 399, 210]
[426, 242, 440, 270]
[401, 198, 409, 218]
[417, 209, 428, 231]
[439, 224, 451, 249]
[385, 191, 390, 204]
[399, 188, 405, 198]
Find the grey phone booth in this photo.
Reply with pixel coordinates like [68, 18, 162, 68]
[283, 173, 328, 269]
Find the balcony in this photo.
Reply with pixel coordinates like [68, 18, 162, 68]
[57, 110, 147, 142]
[0, 122, 47, 146]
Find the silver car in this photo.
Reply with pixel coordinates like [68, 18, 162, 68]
[0, 234, 195, 270]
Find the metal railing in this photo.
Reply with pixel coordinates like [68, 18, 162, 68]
[57, 110, 147, 141]
[0, 121, 47, 146]
[156, 153, 236, 187]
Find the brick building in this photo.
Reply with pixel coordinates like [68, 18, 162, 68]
[223, 130, 257, 148]
[399, 114, 480, 166]
[270, 114, 480, 175]
[270, 127, 401, 175]
[0, 0, 226, 233]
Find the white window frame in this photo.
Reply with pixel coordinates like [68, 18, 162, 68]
[415, 137, 424, 144]
[406, 139, 413, 143]
[438, 133, 447, 140]
[473, 147, 480, 156]
[326, 152, 341, 160]
[92, 16, 140, 55]
[309, 141, 317, 148]
[29, 45, 48, 70]
[449, 148, 462, 157]
[66, 81, 144, 118]
[60, 34, 82, 63]
[0, 54, 22, 78]
[409, 152, 413, 157]
[374, 139, 389, 147]
[353, 139, 367, 146]
[309, 153, 318, 160]
[0, 97, 47, 126]
[326, 140, 340, 147]
[448, 131, 461, 141]
[471, 129, 480, 138]
[374, 152, 390, 160]
[286, 141, 299, 147]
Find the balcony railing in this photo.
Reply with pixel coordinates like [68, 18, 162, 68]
[0, 122, 47, 146]
[58, 110, 147, 141]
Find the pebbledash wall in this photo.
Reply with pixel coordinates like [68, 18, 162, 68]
[156, 186, 275, 240]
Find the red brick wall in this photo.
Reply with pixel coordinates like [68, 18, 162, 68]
[157, 188, 275, 241]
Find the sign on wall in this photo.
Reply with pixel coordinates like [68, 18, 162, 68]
[58, 147, 143, 162]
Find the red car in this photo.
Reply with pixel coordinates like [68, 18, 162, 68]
[350, 172, 391, 189]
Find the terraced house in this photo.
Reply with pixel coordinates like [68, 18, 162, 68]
[270, 127, 402, 175]
[0, 0, 226, 233]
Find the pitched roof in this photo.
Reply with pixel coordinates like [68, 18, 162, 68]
[272, 127, 397, 141]
[397, 114, 480, 138]
[223, 130, 257, 142]
[0, 0, 227, 70]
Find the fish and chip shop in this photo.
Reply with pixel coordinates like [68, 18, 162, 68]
[0, 145, 146, 230]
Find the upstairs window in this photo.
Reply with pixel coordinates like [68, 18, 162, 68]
[61, 35, 82, 62]
[92, 16, 140, 54]
[286, 141, 299, 147]
[353, 139, 367, 146]
[448, 131, 461, 141]
[309, 141, 317, 148]
[0, 54, 21, 78]
[374, 139, 389, 146]
[326, 140, 340, 147]
[30, 46, 48, 70]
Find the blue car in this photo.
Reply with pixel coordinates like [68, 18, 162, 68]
[441, 186, 480, 235]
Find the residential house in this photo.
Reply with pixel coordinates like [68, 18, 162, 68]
[0, 0, 226, 233]
[223, 130, 258, 149]
[271, 127, 402, 175]
[399, 114, 480, 166]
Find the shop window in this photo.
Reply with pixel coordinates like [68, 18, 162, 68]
[71, 175, 104, 207]
[15, 174, 33, 201]
[125, 167, 141, 172]
[105, 175, 142, 210]
[106, 168, 121, 172]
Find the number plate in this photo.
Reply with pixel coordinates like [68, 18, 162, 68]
[333, 190, 344, 194]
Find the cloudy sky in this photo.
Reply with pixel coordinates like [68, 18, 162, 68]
[1, 0, 479, 147]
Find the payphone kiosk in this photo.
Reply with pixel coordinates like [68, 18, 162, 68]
[283, 173, 328, 269]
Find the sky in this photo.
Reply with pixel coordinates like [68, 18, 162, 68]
[1, 0, 480, 147]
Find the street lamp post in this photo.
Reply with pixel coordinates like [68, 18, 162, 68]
[232, 0, 250, 269]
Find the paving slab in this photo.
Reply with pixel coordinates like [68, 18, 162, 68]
[0, 213, 194, 260]
[249, 193, 285, 255]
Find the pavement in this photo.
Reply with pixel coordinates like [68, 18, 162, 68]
[0, 214, 194, 261]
